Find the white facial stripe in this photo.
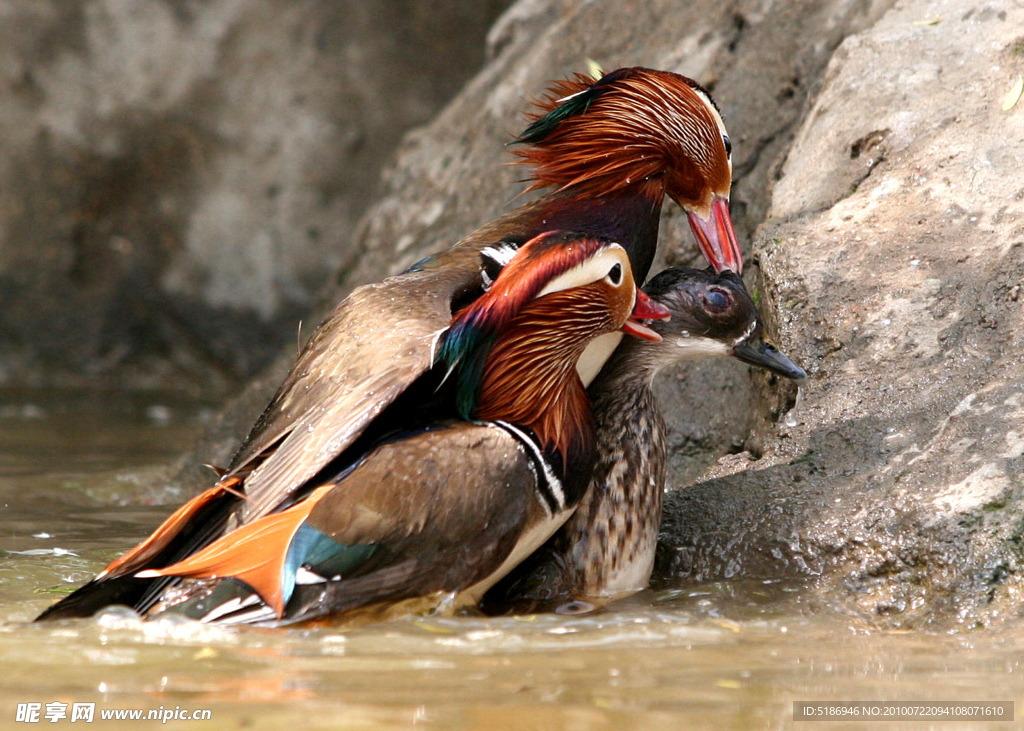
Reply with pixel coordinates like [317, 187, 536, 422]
[732, 320, 757, 348]
[689, 85, 732, 175]
[673, 336, 732, 359]
[537, 243, 631, 298]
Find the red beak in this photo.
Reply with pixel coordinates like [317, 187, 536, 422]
[620, 288, 670, 342]
[686, 194, 743, 274]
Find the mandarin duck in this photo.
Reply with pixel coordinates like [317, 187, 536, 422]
[484, 267, 805, 610]
[38, 234, 670, 624]
[38, 66, 738, 621]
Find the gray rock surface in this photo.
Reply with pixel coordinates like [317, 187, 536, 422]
[659, 0, 1024, 629]
[0, 0, 508, 387]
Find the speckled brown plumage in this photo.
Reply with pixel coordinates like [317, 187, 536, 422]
[485, 268, 805, 609]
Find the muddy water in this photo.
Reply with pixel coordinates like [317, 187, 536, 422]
[1, 390, 1021, 730]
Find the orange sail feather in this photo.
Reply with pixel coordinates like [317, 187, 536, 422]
[137, 485, 333, 617]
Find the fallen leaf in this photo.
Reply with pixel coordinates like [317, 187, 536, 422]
[411, 620, 456, 634]
[712, 618, 742, 633]
[913, 15, 941, 25]
[1002, 75, 1023, 111]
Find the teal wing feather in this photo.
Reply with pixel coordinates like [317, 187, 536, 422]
[512, 69, 632, 144]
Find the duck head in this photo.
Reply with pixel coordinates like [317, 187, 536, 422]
[639, 267, 806, 380]
[439, 231, 670, 465]
[512, 67, 742, 275]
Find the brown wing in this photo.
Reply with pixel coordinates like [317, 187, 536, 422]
[143, 423, 557, 625]
[228, 257, 474, 523]
[224, 206, 545, 524]
[285, 421, 561, 623]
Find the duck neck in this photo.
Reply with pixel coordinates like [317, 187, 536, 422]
[473, 312, 596, 489]
[535, 180, 665, 283]
[589, 336, 663, 396]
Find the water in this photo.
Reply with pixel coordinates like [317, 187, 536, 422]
[1, 389, 1021, 730]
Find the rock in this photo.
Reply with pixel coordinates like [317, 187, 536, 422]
[0, 0, 509, 388]
[658, 0, 1024, 629]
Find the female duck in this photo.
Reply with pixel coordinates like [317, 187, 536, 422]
[486, 268, 805, 608]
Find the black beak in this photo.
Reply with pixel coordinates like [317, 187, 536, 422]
[732, 338, 806, 380]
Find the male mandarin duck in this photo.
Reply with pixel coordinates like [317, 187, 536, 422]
[508, 67, 742, 278]
[38, 234, 670, 624]
[485, 267, 805, 610]
[38, 65, 739, 621]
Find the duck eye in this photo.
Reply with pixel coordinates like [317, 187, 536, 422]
[705, 288, 730, 310]
[606, 262, 623, 286]
[723, 135, 732, 158]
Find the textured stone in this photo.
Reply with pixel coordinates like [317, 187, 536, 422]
[658, 0, 1024, 629]
[0, 0, 508, 387]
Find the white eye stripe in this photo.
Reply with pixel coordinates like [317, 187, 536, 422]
[690, 86, 728, 137]
[537, 244, 631, 298]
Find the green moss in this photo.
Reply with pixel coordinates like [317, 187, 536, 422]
[788, 449, 816, 467]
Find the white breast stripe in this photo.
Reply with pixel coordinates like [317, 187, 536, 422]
[481, 243, 519, 268]
[491, 420, 565, 516]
